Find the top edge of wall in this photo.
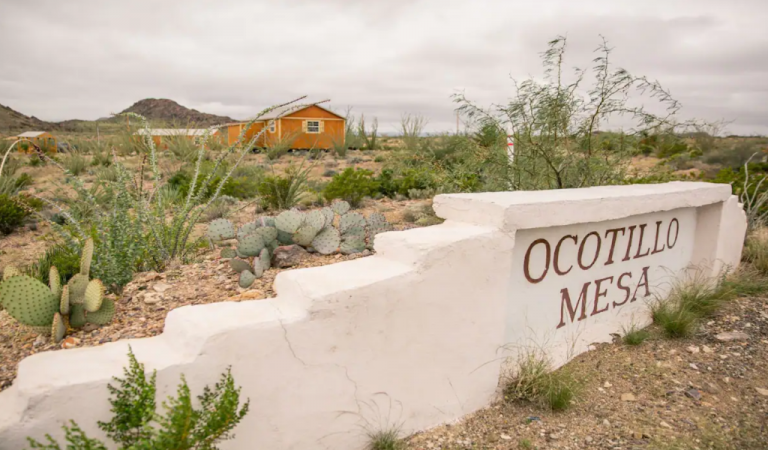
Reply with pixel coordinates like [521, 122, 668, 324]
[433, 182, 733, 231]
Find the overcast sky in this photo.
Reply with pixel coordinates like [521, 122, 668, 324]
[1, 0, 767, 135]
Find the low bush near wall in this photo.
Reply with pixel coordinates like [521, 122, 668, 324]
[26, 349, 249, 450]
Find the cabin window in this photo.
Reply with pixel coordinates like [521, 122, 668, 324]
[306, 120, 320, 133]
[269, 122, 276, 133]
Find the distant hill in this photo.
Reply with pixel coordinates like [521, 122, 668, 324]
[118, 99, 235, 127]
[0, 104, 56, 134]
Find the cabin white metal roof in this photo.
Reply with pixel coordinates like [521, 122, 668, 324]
[16, 131, 49, 138]
[134, 128, 219, 136]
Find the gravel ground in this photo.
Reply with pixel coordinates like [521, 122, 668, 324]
[405, 295, 768, 450]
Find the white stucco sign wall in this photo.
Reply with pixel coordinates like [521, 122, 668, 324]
[0, 183, 747, 450]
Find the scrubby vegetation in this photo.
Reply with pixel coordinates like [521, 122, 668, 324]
[26, 349, 249, 449]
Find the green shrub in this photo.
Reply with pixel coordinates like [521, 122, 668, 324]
[64, 154, 88, 176]
[323, 168, 378, 207]
[323, 169, 337, 177]
[257, 165, 310, 210]
[367, 429, 404, 450]
[622, 324, 650, 345]
[25, 243, 81, 286]
[26, 349, 249, 450]
[504, 351, 579, 411]
[0, 194, 29, 234]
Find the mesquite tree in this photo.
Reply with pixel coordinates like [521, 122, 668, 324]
[454, 35, 686, 190]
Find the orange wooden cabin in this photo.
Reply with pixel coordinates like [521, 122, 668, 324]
[8, 131, 57, 153]
[217, 104, 345, 150]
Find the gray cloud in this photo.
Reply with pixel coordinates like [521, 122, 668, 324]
[1, 0, 767, 134]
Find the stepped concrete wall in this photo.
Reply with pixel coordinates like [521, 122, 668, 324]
[0, 182, 747, 450]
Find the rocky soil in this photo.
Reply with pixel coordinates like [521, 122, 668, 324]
[405, 295, 768, 450]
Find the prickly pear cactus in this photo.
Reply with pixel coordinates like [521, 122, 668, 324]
[257, 216, 276, 228]
[238, 233, 266, 257]
[69, 303, 87, 328]
[0, 275, 58, 327]
[331, 200, 350, 216]
[312, 227, 341, 255]
[276, 210, 304, 234]
[84, 279, 105, 313]
[239, 270, 257, 288]
[60, 285, 70, 315]
[305, 210, 326, 232]
[258, 248, 271, 272]
[68, 274, 89, 304]
[366, 212, 392, 247]
[52, 313, 66, 343]
[321, 207, 335, 225]
[49, 266, 61, 298]
[340, 212, 366, 234]
[237, 222, 260, 241]
[86, 298, 115, 326]
[207, 218, 236, 241]
[230, 258, 252, 273]
[80, 238, 94, 277]
[253, 226, 278, 243]
[293, 225, 319, 247]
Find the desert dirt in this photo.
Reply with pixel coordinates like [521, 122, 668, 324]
[405, 295, 768, 450]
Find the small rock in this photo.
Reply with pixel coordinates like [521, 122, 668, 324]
[685, 388, 702, 401]
[143, 293, 164, 305]
[715, 331, 749, 341]
[756, 388, 768, 397]
[604, 381, 612, 388]
[272, 245, 309, 268]
[152, 282, 172, 293]
[33, 335, 47, 348]
[687, 346, 700, 354]
[621, 393, 636, 402]
[61, 336, 80, 349]
[689, 363, 699, 370]
[703, 382, 720, 394]
[603, 419, 611, 427]
[660, 421, 673, 429]
[361, 249, 373, 257]
[633, 431, 643, 440]
[585, 436, 593, 443]
[702, 345, 714, 353]
[500, 434, 511, 441]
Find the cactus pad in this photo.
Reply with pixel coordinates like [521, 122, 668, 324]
[86, 298, 115, 326]
[277, 230, 294, 245]
[220, 247, 237, 259]
[67, 274, 89, 304]
[52, 313, 66, 343]
[237, 222, 260, 241]
[251, 260, 264, 279]
[69, 304, 87, 328]
[340, 212, 366, 234]
[312, 227, 341, 255]
[293, 225, 319, 247]
[321, 207, 335, 225]
[239, 270, 256, 289]
[60, 285, 70, 315]
[257, 216, 276, 228]
[84, 279, 105, 313]
[276, 210, 304, 234]
[230, 258, 252, 273]
[3, 265, 20, 280]
[253, 226, 278, 243]
[0, 275, 58, 327]
[259, 248, 271, 271]
[80, 238, 94, 277]
[49, 266, 61, 297]
[237, 233, 266, 257]
[207, 218, 236, 241]
[305, 210, 326, 232]
[340, 236, 367, 255]
[331, 200, 350, 215]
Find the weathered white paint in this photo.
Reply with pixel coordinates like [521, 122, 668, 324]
[0, 183, 747, 450]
